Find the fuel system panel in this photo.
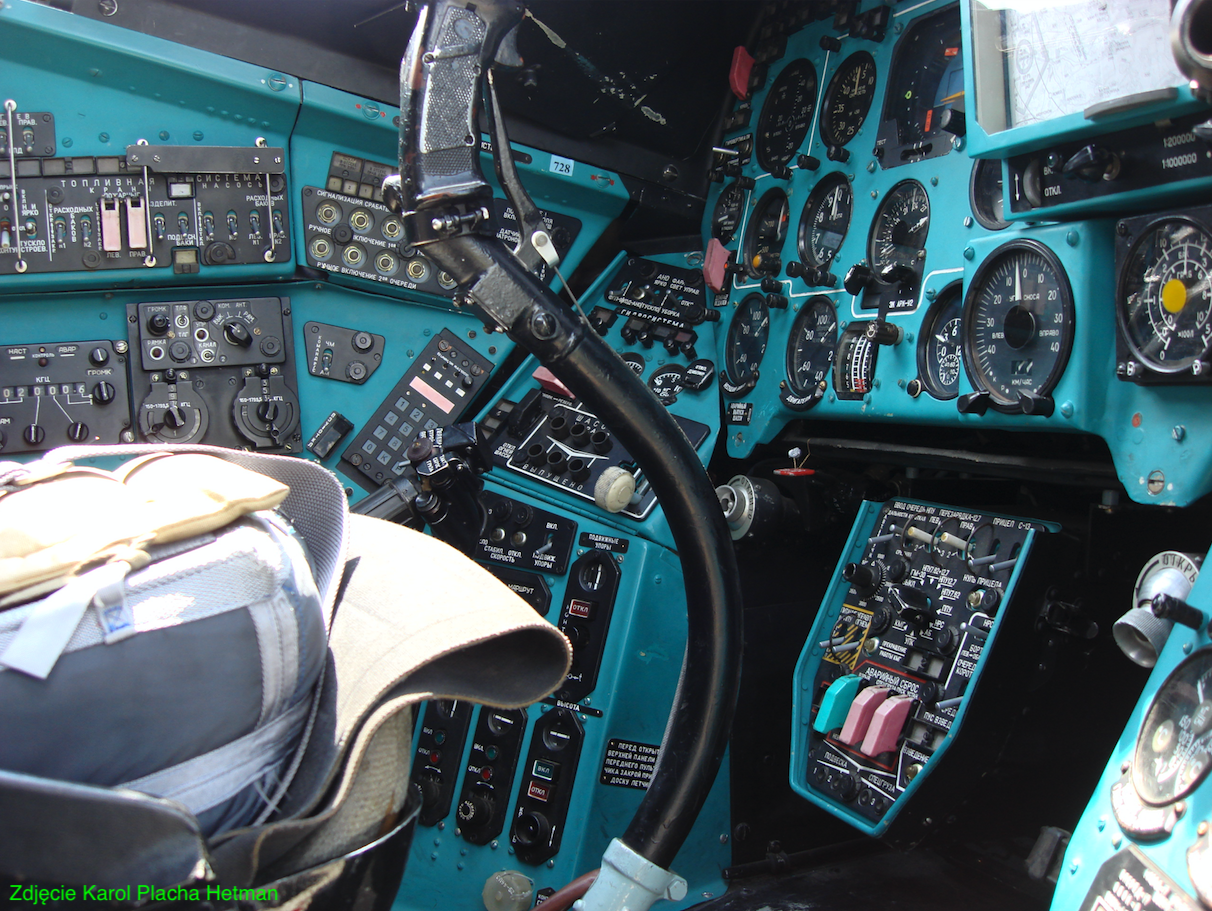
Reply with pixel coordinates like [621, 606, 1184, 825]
[791, 498, 1060, 840]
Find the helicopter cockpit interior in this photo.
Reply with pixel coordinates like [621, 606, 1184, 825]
[5, 0, 1212, 908]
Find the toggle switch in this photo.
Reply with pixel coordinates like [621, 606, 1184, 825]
[814, 674, 863, 734]
[860, 694, 915, 757]
[839, 685, 889, 746]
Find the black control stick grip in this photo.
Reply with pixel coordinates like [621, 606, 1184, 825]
[398, 0, 524, 209]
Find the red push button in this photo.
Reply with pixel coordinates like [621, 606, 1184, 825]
[838, 686, 889, 746]
[860, 694, 915, 757]
[527, 781, 552, 802]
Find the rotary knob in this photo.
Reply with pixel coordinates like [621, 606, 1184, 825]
[594, 466, 636, 514]
[457, 793, 494, 831]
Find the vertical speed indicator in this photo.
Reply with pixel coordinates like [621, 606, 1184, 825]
[962, 240, 1074, 413]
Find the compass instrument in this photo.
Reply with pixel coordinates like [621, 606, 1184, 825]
[722, 292, 770, 397]
[962, 239, 1074, 413]
[1117, 215, 1212, 378]
[916, 283, 963, 400]
[782, 295, 837, 410]
[820, 51, 877, 157]
[756, 58, 819, 174]
[797, 172, 852, 276]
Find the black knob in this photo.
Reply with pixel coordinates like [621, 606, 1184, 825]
[223, 321, 253, 348]
[545, 450, 567, 475]
[1152, 593, 1205, 630]
[1018, 391, 1055, 417]
[895, 585, 936, 626]
[865, 319, 903, 346]
[67, 421, 89, 442]
[590, 429, 612, 453]
[563, 621, 589, 649]
[257, 401, 281, 424]
[760, 276, 782, 294]
[819, 35, 842, 51]
[736, 175, 756, 189]
[352, 331, 374, 352]
[906, 378, 924, 398]
[957, 391, 991, 416]
[766, 292, 789, 309]
[1062, 144, 1117, 182]
[549, 414, 569, 439]
[346, 361, 368, 382]
[163, 405, 187, 429]
[939, 108, 966, 137]
[514, 811, 552, 849]
[769, 164, 793, 181]
[193, 301, 215, 321]
[147, 313, 170, 336]
[569, 423, 590, 448]
[826, 145, 851, 163]
[91, 381, 115, 404]
[332, 224, 354, 245]
[878, 263, 916, 287]
[886, 557, 908, 583]
[797, 154, 821, 171]
[843, 263, 874, 296]
[89, 346, 110, 367]
[0, 430, 6, 451]
[525, 442, 547, 466]
[843, 561, 881, 597]
[414, 774, 443, 815]
[408, 437, 436, 463]
[457, 793, 494, 830]
[568, 457, 591, 482]
[810, 268, 837, 287]
[168, 340, 192, 363]
[785, 262, 806, 279]
[23, 424, 44, 446]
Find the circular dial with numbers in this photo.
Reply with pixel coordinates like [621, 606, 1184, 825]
[797, 172, 853, 271]
[917, 283, 963, 400]
[744, 189, 790, 278]
[712, 180, 747, 245]
[724, 293, 771, 392]
[756, 59, 818, 173]
[962, 240, 1075, 411]
[820, 51, 878, 149]
[620, 351, 646, 376]
[969, 159, 1010, 231]
[1118, 217, 1212, 374]
[868, 179, 931, 279]
[784, 295, 838, 408]
[1134, 650, 1212, 806]
[648, 365, 686, 405]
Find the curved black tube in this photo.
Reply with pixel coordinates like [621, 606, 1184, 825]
[424, 234, 744, 869]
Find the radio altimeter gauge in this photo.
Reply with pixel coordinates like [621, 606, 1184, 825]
[744, 189, 790, 279]
[915, 282, 963, 400]
[1117, 215, 1212, 382]
[782, 296, 837, 410]
[722, 293, 770, 398]
[756, 59, 818, 174]
[962, 240, 1074, 415]
[820, 51, 877, 157]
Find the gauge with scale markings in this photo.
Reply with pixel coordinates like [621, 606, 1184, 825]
[756, 59, 818, 173]
[648, 365, 686, 405]
[1134, 650, 1212, 806]
[820, 51, 877, 150]
[962, 240, 1074, 412]
[744, 188, 790, 279]
[712, 181, 746, 245]
[797, 172, 852, 272]
[1118, 217, 1212, 374]
[835, 322, 877, 401]
[869, 179, 931, 280]
[620, 351, 646, 376]
[723, 293, 770, 397]
[783, 296, 837, 410]
[969, 159, 1009, 231]
[916, 283, 963, 400]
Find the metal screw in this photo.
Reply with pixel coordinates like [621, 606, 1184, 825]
[530, 310, 557, 339]
[98, 0, 117, 15]
[1173, 425, 1187, 442]
[963, 216, 973, 227]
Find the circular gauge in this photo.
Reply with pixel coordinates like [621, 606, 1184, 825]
[797, 172, 853, 272]
[970, 159, 1010, 231]
[820, 51, 878, 150]
[869, 180, 930, 280]
[756, 59, 818, 173]
[835, 322, 877, 400]
[649, 365, 686, 405]
[712, 181, 746, 244]
[723, 293, 771, 396]
[783, 296, 838, 410]
[1118, 217, 1212, 374]
[620, 352, 646, 376]
[1134, 650, 1212, 806]
[962, 240, 1075, 412]
[916, 283, 963, 400]
[878, 5, 963, 155]
[744, 189, 790, 278]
